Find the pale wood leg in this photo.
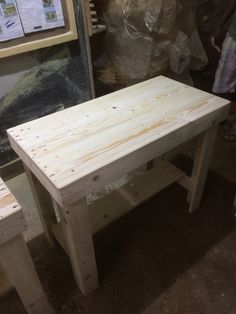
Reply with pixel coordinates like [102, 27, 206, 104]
[0, 234, 53, 314]
[188, 125, 218, 213]
[57, 198, 99, 295]
[24, 165, 56, 247]
[0, 261, 12, 296]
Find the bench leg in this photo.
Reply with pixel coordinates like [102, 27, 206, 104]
[0, 234, 53, 314]
[24, 165, 56, 247]
[57, 198, 99, 295]
[188, 125, 218, 213]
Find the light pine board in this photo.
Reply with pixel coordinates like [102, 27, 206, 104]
[0, 234, 53, 314]
[0, 177, 26, 245]
[0, 178, 53, 312]
[0, 262, 12, 296]
[89, 159, 185, 233]
[52, 160, 185, 253]
[0, 177, 25, 296]
[7, 76, 230, 207]
[56, 198, 99, 295]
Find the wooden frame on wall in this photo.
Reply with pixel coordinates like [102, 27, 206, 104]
[0, 0, 78, 59]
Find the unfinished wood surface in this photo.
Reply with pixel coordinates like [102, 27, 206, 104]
[89, 160, 185, 233]
[24, 166, 56, 247]
[0, 177, 26, 245]
[0, 262, 12, 296]
[56, 199, 99, 295]
[0, 234, 53, 314]
[52, 160, 185, 254]
[8, 76, 230, 207]
[188, 125, 218, 213]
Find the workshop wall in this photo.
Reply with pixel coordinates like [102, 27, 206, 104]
[0, 0, 93, 166]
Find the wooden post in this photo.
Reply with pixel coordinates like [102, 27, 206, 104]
[0, 234, 53, 314]
[0, 262, 12, 296]
[188, 125, 218, 213]
[24, 165, 56, 247]
[57, 198, 99, 295]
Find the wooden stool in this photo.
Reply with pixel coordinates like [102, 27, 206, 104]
[0, 177, 53, 314]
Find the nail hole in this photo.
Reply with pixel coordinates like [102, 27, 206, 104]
[93, 175, 100, 181]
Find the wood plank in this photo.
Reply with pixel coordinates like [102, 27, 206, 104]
[52, 222, 67, 253]
[24, 166, 56, 247]
[7, 76, 230, 207]
[0, 234, 53, 314]
[0, 177, 26, 245]
[178, 175, 192, 191]
[52, 160, 185, 254]
[0, 262, 12, 296]
[188, 125, 218, 213]
[89, 160, 185, 233]
[56, 199, 99, 295]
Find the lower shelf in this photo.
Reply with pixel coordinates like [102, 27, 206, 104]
[52, 160, 185, 253]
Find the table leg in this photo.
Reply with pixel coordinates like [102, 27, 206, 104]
[57, 198, 99, 295]
[0, 234, 53, 314]
[24, 165, 56, 247]
[188, 125, 218, 213]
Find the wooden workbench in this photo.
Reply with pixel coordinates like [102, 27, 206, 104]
[7, 76, 230, 295]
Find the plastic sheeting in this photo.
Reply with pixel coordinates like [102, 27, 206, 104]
[95, 0, 208, 87]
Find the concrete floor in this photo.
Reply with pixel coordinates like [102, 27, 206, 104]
[0, 134, 235, 314]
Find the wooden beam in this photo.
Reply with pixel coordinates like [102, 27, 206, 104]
[52, 160, 185, 254]
[0, 234, 53, 313]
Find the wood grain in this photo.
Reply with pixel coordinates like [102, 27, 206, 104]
[7, 76, 230, 207]
[0, 234, 53, 313]
[0, 177, 26, 245]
